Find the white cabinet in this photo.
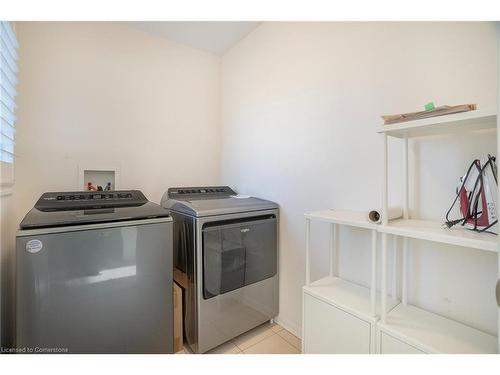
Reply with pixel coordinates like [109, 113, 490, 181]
[303, 293, 371, 353]
[379, 332, 425, 354]
[302, 212, 399, 354]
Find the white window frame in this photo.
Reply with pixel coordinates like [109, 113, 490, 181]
[0, 21, 18, 195]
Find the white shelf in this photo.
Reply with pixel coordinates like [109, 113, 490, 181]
[378, 219, 498, 253]
[306, 212, 498, 252]
[376, 109, 496, 139]
[303, 276, 399, 321]
[305, 210, 377, 230]
[378, 304, 498, 354]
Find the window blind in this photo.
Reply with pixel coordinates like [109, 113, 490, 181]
[0, 21, 18, 164]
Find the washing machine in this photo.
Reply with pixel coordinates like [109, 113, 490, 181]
[161, 186, 279, 353]
[16, 190, 173, 353]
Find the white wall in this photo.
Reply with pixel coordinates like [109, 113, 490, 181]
[1, 22, 222, 347]
[14, 22, 221, 214]
[221, 22, 498, 335]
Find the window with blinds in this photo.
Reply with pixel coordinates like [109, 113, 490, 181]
[0, 21, 18, 164]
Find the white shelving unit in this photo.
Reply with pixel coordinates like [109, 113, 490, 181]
[302, 110, 499, 354]
[377, 109, 499, 354]
[302, 210, 399, 353]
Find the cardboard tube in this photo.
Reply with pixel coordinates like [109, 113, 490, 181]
[367, 206, 403, 224]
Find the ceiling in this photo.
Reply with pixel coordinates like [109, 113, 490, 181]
[129, 22, 261, 56]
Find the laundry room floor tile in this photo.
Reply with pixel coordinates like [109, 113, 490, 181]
[270, 322, 284, 333]
[242, 333, 300, 354]
[277, 329, 301, 350]
[207, 341, 242, 354]
[231, 323, 275, 350]
[176, 323, 302, 354]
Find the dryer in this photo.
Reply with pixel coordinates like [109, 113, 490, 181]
[161, 186, 279, 353]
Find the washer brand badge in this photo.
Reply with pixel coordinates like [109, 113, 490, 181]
[26, 239, 43, 254]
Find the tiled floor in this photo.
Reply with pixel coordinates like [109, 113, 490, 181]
[176, 322, 301, 354]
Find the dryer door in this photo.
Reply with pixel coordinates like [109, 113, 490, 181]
[202, 215, 277, 299]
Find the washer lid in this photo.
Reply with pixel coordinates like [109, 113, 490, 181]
[19, 190, 170, 229]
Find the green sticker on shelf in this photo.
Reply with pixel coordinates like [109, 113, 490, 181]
[424, 102, 435, 111]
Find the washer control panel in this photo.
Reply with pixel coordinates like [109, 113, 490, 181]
[34, 190, 148, 211]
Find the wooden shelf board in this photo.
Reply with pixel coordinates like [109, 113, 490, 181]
[376, 110, 497, 139]
[305, 210, 377, 230]
[303, 276, 399, 322]
[378, 219, 497, 253]
[379, 304, 498, 354]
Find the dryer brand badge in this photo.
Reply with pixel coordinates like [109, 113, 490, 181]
[26, 239, 43, 254]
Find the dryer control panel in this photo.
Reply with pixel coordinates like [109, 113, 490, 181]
[168, 186, 236, 200]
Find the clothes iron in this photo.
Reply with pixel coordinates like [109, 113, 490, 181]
[445, 155, 497, 234]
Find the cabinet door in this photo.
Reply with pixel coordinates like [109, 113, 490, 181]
[303, 293, 371, 353]
[380, 332, 425, 354]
